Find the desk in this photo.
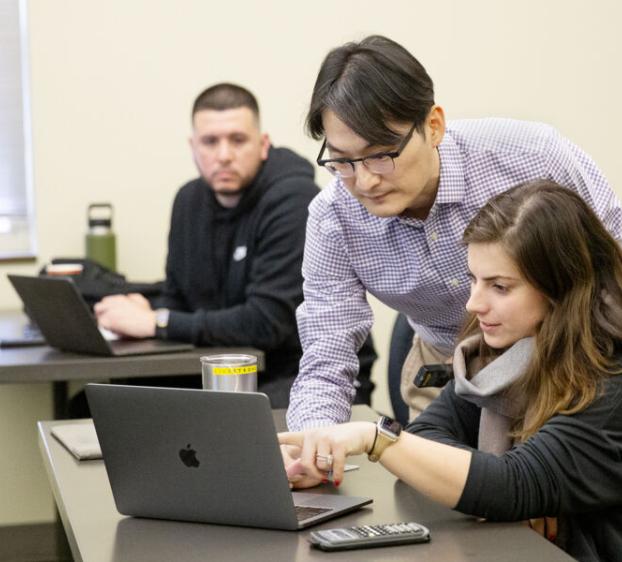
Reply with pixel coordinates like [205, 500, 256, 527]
[38, 407, 573, 562]
[0, 311, 264, 418]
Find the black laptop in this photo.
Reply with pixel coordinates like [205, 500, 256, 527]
[8, 274, 192, 356]
[86, 384, 372, 530]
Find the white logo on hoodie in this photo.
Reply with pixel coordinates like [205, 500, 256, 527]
[233, 246, 247, 262]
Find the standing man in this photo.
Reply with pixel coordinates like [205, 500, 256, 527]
[96, 83, 376, 407]
[286, 35, 622, 429]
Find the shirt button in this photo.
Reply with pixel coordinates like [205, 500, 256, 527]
[430, 232, 439, 242]
[449, 278, 460, 287]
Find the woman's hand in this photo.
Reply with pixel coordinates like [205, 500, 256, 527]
[529, 517, 558, 543]
[278, 422, 376, 487]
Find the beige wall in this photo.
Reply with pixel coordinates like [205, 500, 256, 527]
[0, 0, 620, 524]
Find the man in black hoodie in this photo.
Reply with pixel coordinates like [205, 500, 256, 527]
[95, 83, 376, 407]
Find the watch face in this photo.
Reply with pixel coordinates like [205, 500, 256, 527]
[379, 416, 402, 437]
[156, 309, 170, 328]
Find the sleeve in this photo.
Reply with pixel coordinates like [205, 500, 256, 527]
[405, 380, 480, 451]
[544, 131, 622, 241]
[166, 177, 317, 350]
[286, 194, 374, 430]
[154, 190, 190, 312]
[456, 387, 622, 521]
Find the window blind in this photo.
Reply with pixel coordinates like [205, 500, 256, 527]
[0, 0, 36, 259]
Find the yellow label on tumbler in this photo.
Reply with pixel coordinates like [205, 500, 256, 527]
[213, 365, 258, 376]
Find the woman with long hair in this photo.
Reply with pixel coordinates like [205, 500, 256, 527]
[280, 180, 622, 562]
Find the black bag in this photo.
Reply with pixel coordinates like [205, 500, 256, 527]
[41, 258, 164, 309]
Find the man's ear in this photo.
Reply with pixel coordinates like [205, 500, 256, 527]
[188, 135, 201, 172]
[427, 105, 446, 148]
[260, 133, 271, 160]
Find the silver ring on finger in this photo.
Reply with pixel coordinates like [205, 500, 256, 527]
[315, 453, 334, 470]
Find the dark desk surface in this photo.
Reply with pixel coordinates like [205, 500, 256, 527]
[0, 310, 263, 384]
[0, 310, 263, 418]
[38, 407, 573, 562]
[0, 343, 262, 384]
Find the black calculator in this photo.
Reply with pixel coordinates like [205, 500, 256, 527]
[309, 521, 430, 551]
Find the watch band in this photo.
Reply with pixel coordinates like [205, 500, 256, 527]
[368, 416, 402, 462]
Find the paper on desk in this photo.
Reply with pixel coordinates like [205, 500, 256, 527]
[51, 423, 102, 460]
[99, 326, 120, 341]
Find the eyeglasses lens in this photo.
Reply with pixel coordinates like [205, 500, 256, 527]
[326, 156, 395, 178]
[364, 155, 395, 175]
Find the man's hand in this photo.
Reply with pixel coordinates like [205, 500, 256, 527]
[94, 293, 156, 338]
[280, 444, 323, 489]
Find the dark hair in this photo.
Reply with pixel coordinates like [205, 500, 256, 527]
[192, 83, 260, 120]
[462, 179, 622, 439]
[306, 35, 435, 145]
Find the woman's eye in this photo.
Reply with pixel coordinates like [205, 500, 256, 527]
[493, 284, 508, 293]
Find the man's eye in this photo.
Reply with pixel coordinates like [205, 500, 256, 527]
[231, 135, 247, 144]
[365, 154, 392, 163]
[201, 137, 218, 146]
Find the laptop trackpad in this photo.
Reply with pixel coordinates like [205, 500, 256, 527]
[293, 492, 349, 508]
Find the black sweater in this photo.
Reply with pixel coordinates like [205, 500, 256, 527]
[158, 147, 319, 385]
[407, 377, 622, 562]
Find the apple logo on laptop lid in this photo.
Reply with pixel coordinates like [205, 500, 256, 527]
[179, 444, 200, 468]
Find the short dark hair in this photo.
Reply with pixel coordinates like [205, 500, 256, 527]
[306, 35, 435, 145]
[192, 83, 260, 121]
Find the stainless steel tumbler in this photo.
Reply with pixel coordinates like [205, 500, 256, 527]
[200, 354, 258, 392]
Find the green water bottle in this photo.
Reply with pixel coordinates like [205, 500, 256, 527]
[86, 203, 117, 271]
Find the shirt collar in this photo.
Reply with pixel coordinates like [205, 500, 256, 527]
[395, 130, 466, 227]
[434, 130, 466, 205]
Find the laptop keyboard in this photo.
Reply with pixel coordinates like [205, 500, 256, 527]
[294, 505, 332, 521]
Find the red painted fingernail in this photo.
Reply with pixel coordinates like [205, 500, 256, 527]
[334, 479, 341, 487]
[321, 478, 328, 484]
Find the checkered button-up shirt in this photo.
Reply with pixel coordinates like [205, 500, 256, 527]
[287, 118, 622, 430]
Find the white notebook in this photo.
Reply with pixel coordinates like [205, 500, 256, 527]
[51, 422, 102, 460]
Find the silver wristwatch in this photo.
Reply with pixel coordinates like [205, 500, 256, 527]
[368, 416, 402, 462]
[154, 308, 170, 339]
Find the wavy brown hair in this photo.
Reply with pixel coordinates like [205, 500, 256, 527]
[462, 180, 622, 439]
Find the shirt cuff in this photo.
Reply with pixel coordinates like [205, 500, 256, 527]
[165, 310, 195, 342]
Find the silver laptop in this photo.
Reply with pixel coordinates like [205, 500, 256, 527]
[8, 274, 192, 356]
[85, 383, 372, 530]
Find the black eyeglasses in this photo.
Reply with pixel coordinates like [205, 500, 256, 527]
[316, 122, 418, 178]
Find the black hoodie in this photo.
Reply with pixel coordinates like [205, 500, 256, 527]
[157, 147, 320, 388]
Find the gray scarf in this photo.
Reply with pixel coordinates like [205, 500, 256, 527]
[453, 335, 534, 455]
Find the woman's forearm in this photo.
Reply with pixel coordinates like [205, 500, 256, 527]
[379, 432, 472, 507]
